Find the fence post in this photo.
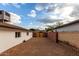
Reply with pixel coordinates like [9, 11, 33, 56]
[56, 31, 59, 43]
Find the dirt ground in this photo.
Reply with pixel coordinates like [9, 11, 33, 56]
[0, 38, 79, 56]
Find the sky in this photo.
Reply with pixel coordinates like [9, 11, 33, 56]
[0, 3, 79, 30]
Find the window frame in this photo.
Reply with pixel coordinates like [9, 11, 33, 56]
[0, 11, 2, 14]
[15, 32, 21, 38]
[26, 32, 29, 36]
[5, 12, 10, 17]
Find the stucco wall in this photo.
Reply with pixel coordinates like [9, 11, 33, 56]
[56, 22, 79, 32]
[58, 32, 79, 48]
[0, 28, 32, 53]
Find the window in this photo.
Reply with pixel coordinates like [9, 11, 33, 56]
[0, 11, 2, 14]
[26, 32, 29, 35]
[5, 12, 10, 17]
[15, 32, 21, 38]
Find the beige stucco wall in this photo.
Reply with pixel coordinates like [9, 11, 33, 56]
[0, 27, 32, 53]
[58, 32, 79, 48]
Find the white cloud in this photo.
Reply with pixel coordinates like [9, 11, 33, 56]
[48, 4, 74, 20]
[35, 3, 79, 29]
[11, 3, 21, 8]
[30, 22, 33, 25]
[9, 12, 21, 24]
[1, 3, 22, 8]
[1, 3, 10, 6]
[49, 15, 61, 19]
[28, 25, 46, 30]
[35, 4, 45, 11]
[59, 6, 74, 19]
[38, 3, 78, 24]
[27, 10, 36, 18]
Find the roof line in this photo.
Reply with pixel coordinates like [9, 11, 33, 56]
[0, 22, 29, 31]
[54, 19, 79, 29]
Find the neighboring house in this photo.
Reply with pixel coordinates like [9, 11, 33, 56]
[0, 10, 10, 22]
[54, 20, 79, 32]
[0, 10, 33, 53]
[54, 19, 79, 48]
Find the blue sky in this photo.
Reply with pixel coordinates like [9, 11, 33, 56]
[0, 3, 78, 29]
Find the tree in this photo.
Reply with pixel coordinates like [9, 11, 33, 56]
[45, 21, 64, 32]
[29, 28, 36, 31]
[29, 28, 41, 32]
[55, 21, 63, 27]
[45, 25, 54, 32]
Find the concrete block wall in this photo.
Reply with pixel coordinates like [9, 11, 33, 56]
[58, 32, 79, 48]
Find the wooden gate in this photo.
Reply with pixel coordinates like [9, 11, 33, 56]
[33, 32, 47, 37]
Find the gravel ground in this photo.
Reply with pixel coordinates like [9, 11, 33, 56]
[0, 38, 79, 56]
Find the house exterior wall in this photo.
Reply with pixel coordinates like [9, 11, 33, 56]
[58, 32, 79, 48]
[0, 27, 32, 53]
[0, 15, 3, 19]
[56, 22, 79, 32]
[4, 14, 10, 21]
